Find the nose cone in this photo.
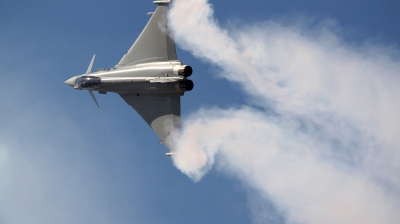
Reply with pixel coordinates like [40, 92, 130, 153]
[65, 77, 76, 87]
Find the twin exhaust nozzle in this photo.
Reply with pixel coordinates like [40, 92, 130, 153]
[173, 65, 193, 77]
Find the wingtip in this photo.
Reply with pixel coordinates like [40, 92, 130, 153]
[153, 0, 171, 5]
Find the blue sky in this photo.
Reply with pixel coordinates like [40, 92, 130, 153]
[1, 1, 399, 224]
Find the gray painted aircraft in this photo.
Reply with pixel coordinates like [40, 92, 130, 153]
[65, 0, 192, 156]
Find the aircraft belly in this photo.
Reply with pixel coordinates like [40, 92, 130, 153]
[94, 82, 183, 95]
[95, 64, 179, 78]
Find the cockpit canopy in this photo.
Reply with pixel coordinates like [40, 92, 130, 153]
[75, 76, 101, 89]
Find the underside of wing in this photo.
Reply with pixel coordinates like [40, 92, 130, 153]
[119, 93, 180, 152]
[116, 3, 177, 68]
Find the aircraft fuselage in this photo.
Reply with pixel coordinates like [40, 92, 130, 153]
[65, 60, 193, 95]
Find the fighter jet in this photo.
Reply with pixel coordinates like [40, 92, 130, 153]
[65, 0, 193, 156]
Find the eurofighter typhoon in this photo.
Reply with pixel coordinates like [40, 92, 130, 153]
[65, 0, 193, 156]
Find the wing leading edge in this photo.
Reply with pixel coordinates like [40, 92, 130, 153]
[116, 2, 176, 68]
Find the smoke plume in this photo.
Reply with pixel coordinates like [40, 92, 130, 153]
[168, 0, 400, 223]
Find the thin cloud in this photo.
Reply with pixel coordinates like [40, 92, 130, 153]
[0, 69, 143, 224]
[169, 0, 400, 223]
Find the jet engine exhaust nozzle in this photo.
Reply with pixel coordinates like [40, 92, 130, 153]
[176, 80, 194, 92]
[173, 65, 193, 77]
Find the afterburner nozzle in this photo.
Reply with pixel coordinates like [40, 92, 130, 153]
[175, 80, 194, 92]
[173, 65, 193, 77]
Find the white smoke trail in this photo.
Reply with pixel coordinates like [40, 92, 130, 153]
[168, 0, 400, 223]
